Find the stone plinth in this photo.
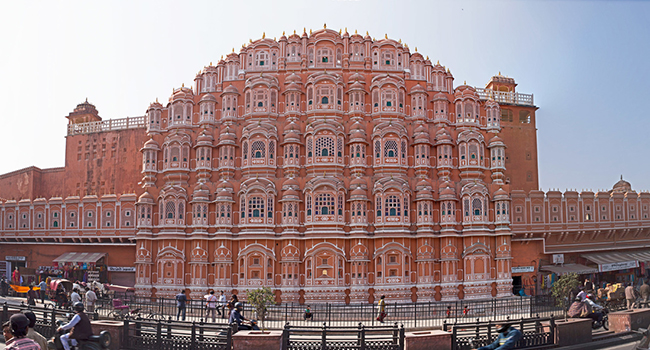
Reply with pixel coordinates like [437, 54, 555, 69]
[91, 320, 124, 350]
[232, 330, 282, 350]
[552, 318, 592, 347]
[405, 330, 451, 350]
[609, 309, 650, 333]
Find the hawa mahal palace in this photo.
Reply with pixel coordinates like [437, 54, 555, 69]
[2, 27, 650, 304]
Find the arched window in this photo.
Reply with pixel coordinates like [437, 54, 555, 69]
[316, 137, 334, 158]
[166, 201, 176, 219]
[252, 141, 266, 159]
[321, 96, 329, 104]
[384, 140, 397, 158]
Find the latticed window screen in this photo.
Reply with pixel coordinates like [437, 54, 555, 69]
[307, 138, 313, 156]
[403, 196, 409, 216]
[384, 140, 398, 158]
[269, 141, 275, 159]
[252, 141, 266, 158]
[385, 195, 401, 216]
[464, 199, 470, 217]
[316, 137, 334, 157]
[243, 142, 248, 159]
[306, 195, 312, 215]
[240, 197, 245, 218]
[401, 141, 407, 158]
[375, 141, 381, 158]
[178, 203, 184, 219]
[473, 198, 482, 216]
[338, 195, 343, 215]
[337, 137, 343, 157]
[248, 196, 265, 218]
[166, 201, 175, 219]
[315, 193, 335, 215]
[267, 197, 274, 218]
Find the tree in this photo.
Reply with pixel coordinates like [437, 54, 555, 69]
[550, 273, 580, 320]
[246, 287, 276, 331]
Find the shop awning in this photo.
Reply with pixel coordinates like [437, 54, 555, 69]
[581, 250, 650, 272]
[53, 252, 106, 264]
[540, 263, 598, 276]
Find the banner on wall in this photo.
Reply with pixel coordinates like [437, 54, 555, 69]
[108, 266, 136, 272]
[599, 260, 638, 272]
[512, 266, 535, 274]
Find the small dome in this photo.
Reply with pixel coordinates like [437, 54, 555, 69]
[143, 137, 159, 150]
[222, 84, 240, 95]
[435, 128, 452, 143]
[410, 83, 426, 94]
[196, 130, 214, 145]
[148, 100, 163, 110]
[283, 177, 299, 189]
[282, 188, 300, 200]
[612, 176, 632, 193]
[493, 187, 509, 200]
[138, 191, 154, 203]
[285, 72, 302, 84]
[200, 93, 217, 103]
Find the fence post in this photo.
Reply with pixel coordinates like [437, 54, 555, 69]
[360, 324, 366, 350]
[191, 321, 197, 350]
[51, 308, 57, 336]
[328, 303, 331, 327]
[285, 303, 288, 324]
[529, 296, 533, 317]
[135, 319, 141, 337]
[414, 302, 417, 328]
[452, 326, 457, 349]
[227, 325, 233, 349]
[2, 302, 7, 323]
[156, 320, 162, 348]
[399, 324, 405, 350]
[321, 322, 327, 350]
[550, 316, 556, 344]
[199, 318, 204, 342]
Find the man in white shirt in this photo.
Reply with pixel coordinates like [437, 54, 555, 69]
[70, 288, 82, 304]
[218, 291, 227, 318]
[204, 290, 218, 322]
[85, 288, 98, 314]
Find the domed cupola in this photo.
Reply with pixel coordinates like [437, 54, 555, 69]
[146, 99, 163, 133]
[415, 178, 434, 230]
[488, 134, 506, 184]
[214, 180, 234, 228]
[281, 121, 302, 176]
[413, 122, 431, 173]
[216, 126, 237, 176]
[493, 187, 510, 224]
[189, 182, 210, 229]
[198, 93, 217, 124]
[612, 176, 632, 194]
[168, 85, 194, 128]
[439, 181, 458, 227]
[280, 177, 301, 229]
[348, 121, 368, 173]
[136, 190, 155, 229]
[348, 176, 369, 229]
[194, 128, 214, 179]
[140, 137, 160, 187]
[220, 84, 240, 120]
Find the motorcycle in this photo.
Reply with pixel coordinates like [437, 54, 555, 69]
[591, 307, 610, 331]
[47, 321, 111, 350]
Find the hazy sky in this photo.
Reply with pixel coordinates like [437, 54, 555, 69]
[1, 0, 648, 192]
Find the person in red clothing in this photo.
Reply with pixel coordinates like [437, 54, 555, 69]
[12, 267, 21, 286]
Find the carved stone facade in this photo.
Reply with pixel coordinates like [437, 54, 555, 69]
[3, 28, 648, 303]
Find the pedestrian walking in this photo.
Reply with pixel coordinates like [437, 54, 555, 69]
[1, 275, 8, 297]
[446, 306, 451, 318]
[463, 305, 470, 317]
[376, 295, 387, 323]
[640, 280, 650, 307]
[204, 290, 218, 322]
[176, 290, 187, 321]
[26, 285, 37, 306]
[227, 294, 239, 319]
[218, 291, 227, 317]
[85, 288, 98, 314]
[70, 288, 82, 304]
[37, 279, 47, 303]
[626, 283, 636, 310]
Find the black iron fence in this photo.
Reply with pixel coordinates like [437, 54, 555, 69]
[122, 318, 232, 350]
[281, 322, 405, 350]
[443, 316, 556, 350]
[94, 294, 561, 330]
[1, 302, 68, 339]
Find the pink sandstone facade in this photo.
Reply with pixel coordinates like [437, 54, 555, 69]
[1, 28, 649, 303]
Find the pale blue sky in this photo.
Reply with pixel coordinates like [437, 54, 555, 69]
[0, 0, 648, 192]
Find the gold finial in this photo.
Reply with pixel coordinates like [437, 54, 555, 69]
[373, 37, 375, 41]
[323, 23, 326, 29]
[355, 29, 358, 34]
[345, 27, 347, 33]
[210, 61, 212, 66]
[385, 34, 388, 39]
[283, 31, 285, 35]
[303, 27, 306, 33]
[398, 39, 401, 43]
[310, 29, 312, 35]
[182, 83, 184, 87]
[293, 29, 296, 34]
[415, 47, 418, 52]
[426, 56, 429, 60]
[232, 47, 235, 52]
[339, 29, 342, 35]
[274, 37, 276, 41]
[498, 71, 501, 76]
[447, 68, 450, 73]
[437, 60, 440, 65]
[262, 32, 265, 39]
[463, 80, 466, 85]
[366, 31, 369, 36]
[156, 97, 158, 103]
[221, 55, 223, 60]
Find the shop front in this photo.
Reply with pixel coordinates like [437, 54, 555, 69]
[52, 252, 108, 284]
[581, 250, 650, 288]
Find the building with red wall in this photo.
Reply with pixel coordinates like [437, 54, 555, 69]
[1, 28, 647, 302]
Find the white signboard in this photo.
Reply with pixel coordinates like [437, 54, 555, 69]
[5, 256, 26, 261]
[599, 260, 638, 273]
[553, 254, 565, 264]
[512, 266, 535, 274]
[108, 266, 136, 272]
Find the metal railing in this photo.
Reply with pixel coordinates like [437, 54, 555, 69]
[95, 294, 562, 331]
[281, 323, 405, 350]
[67, 116, 146, 136]
[476, 88, 534, 106]
[1, 302, 68, 339]
[122, 318, 232, 350]
[444, 316, 556, 350]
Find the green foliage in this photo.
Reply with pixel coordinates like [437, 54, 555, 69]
[246, 287, 276, 331]
[550, 273, 580, 319]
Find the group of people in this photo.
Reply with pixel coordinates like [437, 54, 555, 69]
[173, 290, 233, 322]
[2, 301, 96, 350]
